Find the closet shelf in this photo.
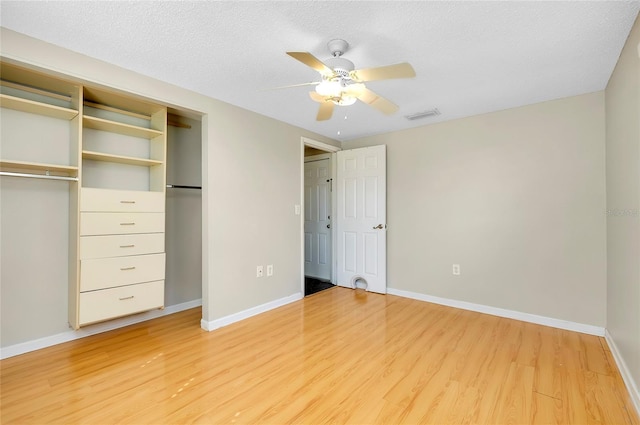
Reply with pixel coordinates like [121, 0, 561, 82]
[82, 150, 163, 167]
[0, 93, 78, 120]
[83, 115, 163, 139]
[0, 159, 79, 175]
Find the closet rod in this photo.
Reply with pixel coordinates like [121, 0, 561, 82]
[0, 171, 79, 182]
[166, 184, 201, 190]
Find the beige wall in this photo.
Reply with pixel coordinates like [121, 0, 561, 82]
[0, 28, 340, 346]
[344, 92, 607, 326]
[207, 103, 321, 318]
[605, 15, 640, 395]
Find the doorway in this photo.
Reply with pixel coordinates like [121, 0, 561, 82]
[304, 156, 331, 281]
[301, 138, 339, 296]
[301, 139, 388, 296]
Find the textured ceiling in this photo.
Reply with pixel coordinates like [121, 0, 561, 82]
[1, 1, 639, 142]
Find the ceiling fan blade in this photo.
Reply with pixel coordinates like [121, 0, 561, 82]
[356, 87, 399, 115]
[261, 82, 320, 91]
[350, 62, 416, 82]
[342, 83, 366, 98]
[309, 91, 326, 103]
[316, 101, 334, 121]
[287, 52, 334, 77]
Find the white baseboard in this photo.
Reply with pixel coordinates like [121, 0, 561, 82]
[0, 298, 202, 360]
[605, 330, 640, 416]
[201, 292, 303, 331]
[387, 288, 605, 336]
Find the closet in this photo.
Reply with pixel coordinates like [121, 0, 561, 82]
[0, 61, 201, 343]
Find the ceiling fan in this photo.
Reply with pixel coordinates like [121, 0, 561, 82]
[285, 39, 416, 121]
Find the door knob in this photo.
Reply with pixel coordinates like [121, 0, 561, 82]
[327, 224, 331, 229]
[373, 224, 384, 229]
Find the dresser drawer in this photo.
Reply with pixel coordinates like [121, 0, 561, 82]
[80, 212, 164, 236]
[81, 188, 164, 212]
[79, 280, 164, 326]
[81, 253, 165, 292]
[80, 233, 165, 259]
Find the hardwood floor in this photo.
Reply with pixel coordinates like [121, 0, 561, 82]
[1, 287, 638, 424]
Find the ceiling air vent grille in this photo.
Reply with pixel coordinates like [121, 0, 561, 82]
[405, 108, 441, 121]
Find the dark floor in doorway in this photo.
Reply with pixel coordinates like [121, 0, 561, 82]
[305, 277, 335, 296]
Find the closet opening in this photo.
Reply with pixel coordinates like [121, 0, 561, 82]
[165, 111, 203, 312]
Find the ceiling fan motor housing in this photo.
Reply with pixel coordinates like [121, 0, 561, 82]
[325, 56, 355, 79]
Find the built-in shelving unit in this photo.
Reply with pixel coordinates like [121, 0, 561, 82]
[82, 86, 167, 193]
[72, 85, 167, 329]
[1, 61, 168, 330]
[0, 62, 81, 178]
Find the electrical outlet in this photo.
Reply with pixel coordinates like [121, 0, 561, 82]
[256, 265, 264, 277]
[266, 264, 273, 276]
[452, 264, 461, 276]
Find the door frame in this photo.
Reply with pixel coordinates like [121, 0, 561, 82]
[300, 137, 340, 295]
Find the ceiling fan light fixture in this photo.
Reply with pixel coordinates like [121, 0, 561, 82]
[315, 80, 343, 97]
[333, 96, 357, 106]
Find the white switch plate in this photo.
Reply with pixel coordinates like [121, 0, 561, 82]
[257, 265, 264, 277]
[266, 264, 273, 276]
[452, 264, 461, 275]
[294, 204, 301, 215]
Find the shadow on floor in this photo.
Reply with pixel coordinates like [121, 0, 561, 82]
[305, 277, 335, 296]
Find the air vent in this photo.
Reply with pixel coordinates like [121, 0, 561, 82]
[405, 108, 441, 121]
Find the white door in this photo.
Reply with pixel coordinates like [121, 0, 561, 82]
[304, 158, 332, 280]
[336, 145, 386, 294]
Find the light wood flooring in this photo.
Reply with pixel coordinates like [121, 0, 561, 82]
[1, 287, 638, 424]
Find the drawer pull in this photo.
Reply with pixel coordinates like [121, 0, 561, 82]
[120, 200, 136, 204]
[119, 296, 135, 301]
[120, 266, 136, 271]
[120, 222, 135, 226]
[119, 244, 135, 248]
